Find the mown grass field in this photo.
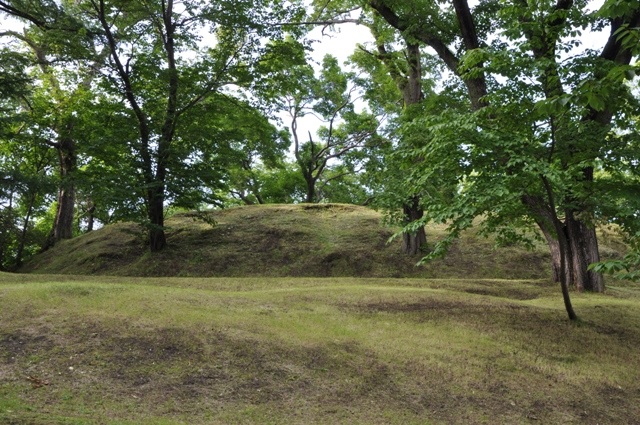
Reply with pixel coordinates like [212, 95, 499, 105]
[1, 274, 639, 424]
[3, 204, 639, 424]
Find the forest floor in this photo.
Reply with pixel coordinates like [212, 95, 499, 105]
[2, 204, 639, 424]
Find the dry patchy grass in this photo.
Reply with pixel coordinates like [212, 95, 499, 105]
[1, 275, 639, 424]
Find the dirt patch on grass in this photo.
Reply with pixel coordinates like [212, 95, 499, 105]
[3, 313, 540, 423]
[0, 331, 55, 364]
[462, 287, 540, 300]
[0, 319, 440, 421]
[341, 296, 528, 317]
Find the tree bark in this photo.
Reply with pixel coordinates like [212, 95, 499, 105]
[85, 201, 96, 232]
[402, 197, 427, 255]
[401, 44, 427, 255]
[305, 180, 315, 203]
[53, 136, 76, 241]
[369, 0, 487, 110]
[147, 186, 166, 251]
[540, 177, 578, 320]
[565, 211, 604, 292]
[540, 219, 603, 292]
[42, 134, 77, 251]
[523, 194, 604, 292]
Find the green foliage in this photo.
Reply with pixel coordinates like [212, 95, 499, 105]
[589, 229, 640, 281]
[2, 0, 639, 275]
[0, 48, 30, 101]
[225, 161, 308, 205]
[344, 0, 640, 276]
[1, 0, 310, 251]
[264, 46, 382, 203]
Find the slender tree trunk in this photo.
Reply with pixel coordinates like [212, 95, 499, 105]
[86, 201, 96, 232]
[15, 192, 37, 268]
[539, 178, 578, 320]
[554, 214, 578, 321]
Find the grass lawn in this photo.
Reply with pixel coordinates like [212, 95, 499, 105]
[1, 273, 639, 424]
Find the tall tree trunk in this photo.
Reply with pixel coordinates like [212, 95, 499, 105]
[376, 41, 428, 255]
[53, 184, 75, 240]
[96, 0, 177, 252]
[86, 200, 96, 232]
[42, 136, 77, 250]
[54, 142, 76, 240]
[147, 185, 166, 252]
[400, 43, 427, 255]
[402, 197, 427, 255]
[523, 195, 604, 292]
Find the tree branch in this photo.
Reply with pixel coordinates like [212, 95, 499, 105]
[0, 1, 47, 28]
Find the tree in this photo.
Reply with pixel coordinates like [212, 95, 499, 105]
[82, 0, 299, 251]
[313, 0, 640, 299]
[1, 1, 108, 248]
[276, 53, 381, 203]
[0, 99, 56, 269]
[2, 0, 307, 253]
[351, 18, 434, 255]
[0, 39, 56, 269]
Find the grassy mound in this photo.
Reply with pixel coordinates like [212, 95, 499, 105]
[1, 274, 639, 424]
[19, 203, 562, 279]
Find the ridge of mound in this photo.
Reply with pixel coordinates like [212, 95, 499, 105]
[20, 203, 554, 278]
